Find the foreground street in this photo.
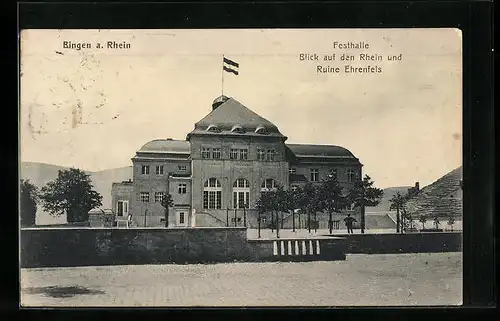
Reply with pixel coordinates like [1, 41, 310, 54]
[21, 252, 462, 306]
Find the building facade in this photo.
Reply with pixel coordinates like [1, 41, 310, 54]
[111, 95, 363, 228]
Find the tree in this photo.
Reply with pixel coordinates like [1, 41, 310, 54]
[419, 215, 427, 230]
[447, 216, 455, 231]
[41, 168, 102, 223]
[20, 179, 38, 227]
[256, 190, 274, 238]
[161, 192, 174, 227]
[389, 192, 406, 233]
[318, 174, 347, 234]
[300, 183, 320, 233]
[347, 175, 384, 233]
[433, 215, 441, 230]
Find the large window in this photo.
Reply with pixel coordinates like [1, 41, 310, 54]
[178, 165, 187, 172]
[257, 149, 265, 160]
[141, 165, 150, 175]
[154, 192, 165, 203]
[266, 150, 276, 161]
[239, 149, 248, 160]
[155, 165, 164, 175]
[140, 192, 150, 203]
[201, 147, 211, 159]
[347, 169, 356, 182]
[261, 178, 277, 192]
[230, 149, 239, 160]
[310, 168, 319, 182]
[212, 148, 221, 159]
[178, 183, 187, 194]
[203, 178, 222, 209]
[233, 178, 250, 209]
[289, 168, 296, 174]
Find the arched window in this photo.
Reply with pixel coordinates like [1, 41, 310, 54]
[203, 178, 222, 209]
[233, 178, 250, 209]
[231, 124, 245, 134]
[255, 125, 268, 135]
[261, 178, 277, 192]
[206, 124, 221, 133]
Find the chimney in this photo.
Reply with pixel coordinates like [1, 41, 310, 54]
[415, 182, 420, 191]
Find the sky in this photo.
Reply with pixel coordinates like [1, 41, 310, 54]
[20, 29, 462, 189]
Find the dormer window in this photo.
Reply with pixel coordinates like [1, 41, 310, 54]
[231, 124, 245, 134]
[255, 125, 268, 135]
[206, 124, 221, 133]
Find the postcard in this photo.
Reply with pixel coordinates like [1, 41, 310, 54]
[20, 28, 462, 307]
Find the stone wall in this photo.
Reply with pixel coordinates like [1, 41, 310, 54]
[20, 227, 251, 268]
[338, 232, 462, 254]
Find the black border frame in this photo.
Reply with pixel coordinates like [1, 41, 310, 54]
[13, 0, 495, 316]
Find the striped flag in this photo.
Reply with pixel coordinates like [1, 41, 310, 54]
[223, 57, 239, 75]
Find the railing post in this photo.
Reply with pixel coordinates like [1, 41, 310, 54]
[226, 207, 229, 227]
[234, 208, 237, 227]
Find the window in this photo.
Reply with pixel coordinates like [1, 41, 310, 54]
[233, 178, 250, 209]
[212, 148, 221, 159]
[201, 147, 211, 159]
[230, 149, 239, 160]
[154, 192, 165, 203]
[179, 212, 185, 224]
[257, 149, 265, 161]
[206, 124, 220, 133]
[266, 150, 276, 161]
[255, 126, 268, 135]
[203, 178, 222, 209]
[310, 168, 319, 182]
[291, 185, 299, 191]
[155, 165, 164, 175]
[231, 125, 245, 133]
[178, 183, 187, 194]
[140, 192, 150, 203]
[117, 200, 128, 217]
[289, 168, 296, 174]
[328, 169, 337, 180]
[261, 178, 277, 192]
[347, 169, 356, 182]
[178, 165, 187, 172]
[141, 165, 150, 175]
[239, 149, 248, 160]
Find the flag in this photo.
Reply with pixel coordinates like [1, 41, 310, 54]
[223, 57, 239, 75]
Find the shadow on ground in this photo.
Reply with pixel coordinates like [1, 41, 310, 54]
[24, 285, 105, 298]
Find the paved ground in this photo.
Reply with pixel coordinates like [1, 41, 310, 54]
[20, 252, 462, 307]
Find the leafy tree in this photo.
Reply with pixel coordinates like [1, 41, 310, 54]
[389, 192, 406, 233]
[256, 190, 274, 238]
[20, 179, 38, 227]
[318, 174, 347, 234]
[433, 215, 441, 229]
[347, 175, 384, 233]
[41, 168, 102, 223]
[161, 192, 174, 227]
[301, 183, 322, 233]
[447, 216, 455, 231]
[419, 215, 427, 230]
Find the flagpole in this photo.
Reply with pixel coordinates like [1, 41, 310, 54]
[221, 54, 224, 96]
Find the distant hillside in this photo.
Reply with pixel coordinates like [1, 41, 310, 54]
[20, 162, 133, 225]
[366, 186, 412, 212]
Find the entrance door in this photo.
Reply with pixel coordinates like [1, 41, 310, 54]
[176, 210, 188, 227]
[117, 200, 129, 217]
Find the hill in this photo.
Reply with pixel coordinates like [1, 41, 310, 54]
[366, 186, 412, 212]
[405, 166, 462, 218]
[20, 162, 133, 225]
